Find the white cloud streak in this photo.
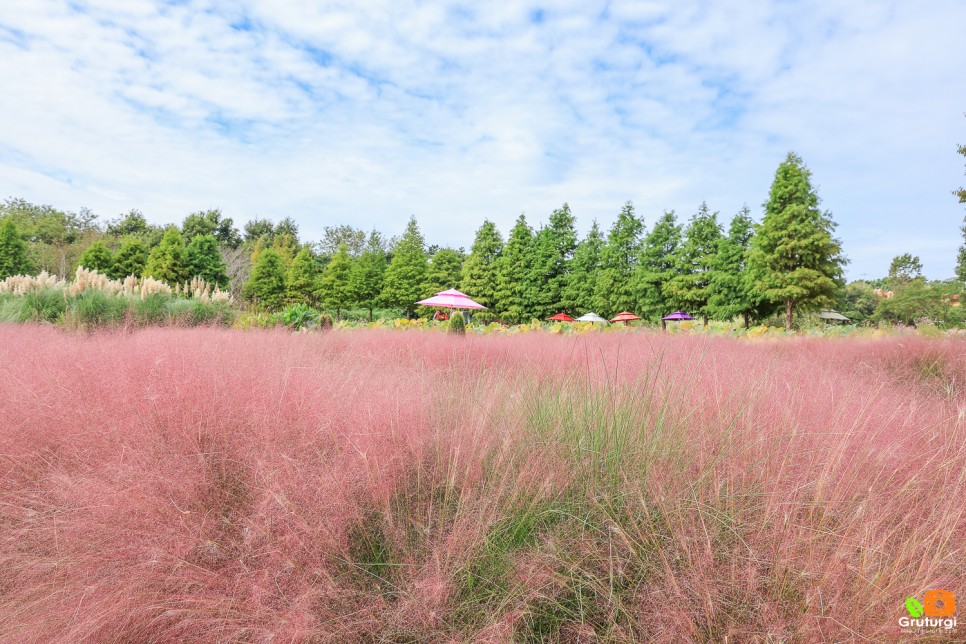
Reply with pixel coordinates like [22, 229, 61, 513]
[1, 0, 964, 278]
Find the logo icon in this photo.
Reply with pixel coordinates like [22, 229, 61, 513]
[900, 590, 957, 633]
[923, 590, 956, 618]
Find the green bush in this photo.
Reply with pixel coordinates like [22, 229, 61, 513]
[280, 303, 319, 330]
[448, 311, 465, 335]
[22, 289, 68, 323]
[67, 290, 128, 328]
[164, 298, 233, 326]
[132, 294, 170, 326]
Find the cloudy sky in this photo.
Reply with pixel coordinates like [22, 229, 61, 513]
[2, 0, 964, 279]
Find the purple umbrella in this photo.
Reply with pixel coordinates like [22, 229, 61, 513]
[661, 310, 694, 332]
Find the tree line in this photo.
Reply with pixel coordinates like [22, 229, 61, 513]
[3, 151, 966, 329]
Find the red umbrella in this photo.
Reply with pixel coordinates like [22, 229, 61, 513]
[609, 311, 641, 324]
[547, 313, 575, 322]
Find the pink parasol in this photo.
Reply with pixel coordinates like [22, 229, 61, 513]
[416, 289, 487, 311]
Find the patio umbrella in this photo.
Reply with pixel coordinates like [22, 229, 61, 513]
[576, 312, 609, 323]
[415, 289, 487, 320]
[610, 311, 641, 325]
[660, 310, 694, 331]
[547, 313, 575, 322]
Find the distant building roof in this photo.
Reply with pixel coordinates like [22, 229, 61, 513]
[817, 308, 850, 321]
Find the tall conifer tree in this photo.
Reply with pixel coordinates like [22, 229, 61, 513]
[748, 152, 846, 330]
[596, 202, 643, 316]
[460, 220, 503, 307]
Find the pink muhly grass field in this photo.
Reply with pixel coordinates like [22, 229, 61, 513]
[0, 325, 963, 641]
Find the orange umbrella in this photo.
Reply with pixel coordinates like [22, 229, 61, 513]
[610, 311, 641, 324]
[547, 313, 575, 322]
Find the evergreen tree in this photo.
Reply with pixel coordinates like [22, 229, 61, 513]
[422, 247, 465, 297]
[109, 238, 148, 279]
[887, 254, 924, 285]
[562, 221, 603, 314]
[185, 234, 229, 287]
[144, 227, 189, 286]
[494, 214, 536, 323]
[243, 248, 286, 311]
[708, 207, 758, 327]
[596, 202, 644, 316]
[955, 216, 966, 284]
[107, 210, 164, 248]
[748, 152, 847, 330]
[182, 209, 241, 248]
[635, 211, 681, 320]
[271, 233, 300, 269]
[78, 240, 114, 274]
[351, 231, 389, 321]
[664, 202, 722, 324]
[381, 216, 428, 317]
[956, 128, 965, 282]
[0, 217, 32, 278]
[286, 247, 320, 306]
[460, 219, 503, 307]
[244, 218, 275, 245]
[318, 243, 353, 318]
[529, 203, 578, 317]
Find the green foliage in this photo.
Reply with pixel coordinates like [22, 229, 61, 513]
[1, 198, 100, 275]
[664, 202, 722, 322]
[107, 210, 163, 247]
[0, 217, 33, 278]
[144, 228, 190, 286]
[318, 243, 353, 317]
[319, 225, 367, 258]
[182, 209, 241, 248]
[286, 247, 319, 305]
[708, 207, 758, 326]
[243, 248, 287, 311]
[185, 234, 228, 287]
[875, 278, 960, 327]
[447, 310, 465, 335]
[596, 202, 643, 316]
[66, 290, 128, 328]
[839, 281, 878, 323]
[21, 289, 68, 323]
[381, 217, 428, 316]
[243, 218, 276, 244]
[460, 219, 503, 308]
[422, 247, 465, 298]
[887, 254, 923, 285]
[495, 214, 535, 324]
[350, 231, 388, 320]
[956, 214, 966, 284]
[163, 297, 234, 326]
[132, 294, 169, 325]
[79, 241, 114, 274]
[280, 303, 320, 330]
[562, 221, 603, 314]
[748, 152, 847, 330]
[110, 238, 148, 279]
[529, 203, 578, 318]
[635, 211, 681, 320]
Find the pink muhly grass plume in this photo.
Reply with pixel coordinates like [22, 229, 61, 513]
[0, 325, 961, 641]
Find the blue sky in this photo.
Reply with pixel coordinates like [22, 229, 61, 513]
[1, 0, 965, 279]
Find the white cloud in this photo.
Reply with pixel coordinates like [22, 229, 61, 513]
[1, 0, 964, 278]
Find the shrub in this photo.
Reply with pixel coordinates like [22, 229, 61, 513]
[65, 290, 128, 328]
[21, 288, 68, 323]
[280, 303, 319, 330]
[447, 311, 465, 335]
